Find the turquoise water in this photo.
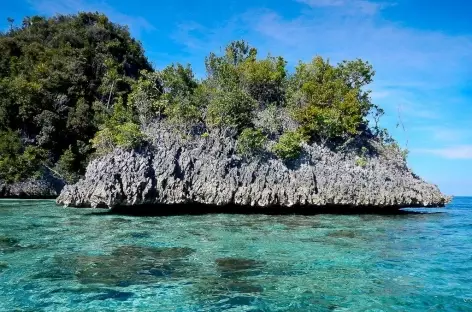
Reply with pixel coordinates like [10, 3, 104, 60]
[0, 199, 471, 311]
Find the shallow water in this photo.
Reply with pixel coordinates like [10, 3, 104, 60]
[0, 198, 471, 311]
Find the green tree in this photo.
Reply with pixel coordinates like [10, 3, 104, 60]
[0, 130, 46, 182]
[0, 12, 152, 180]
[288, 57, 374, 143]
[91, 98, 144, 155]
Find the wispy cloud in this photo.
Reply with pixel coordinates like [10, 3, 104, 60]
[414, 126, 472, 143]
[415, 146, 472, 159]
[171, 2, 472, 122]
[296, 0, 388, 15]
[27, 0, 155, 36]
[240, 3, 472, 129]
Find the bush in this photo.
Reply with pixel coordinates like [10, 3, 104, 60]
[253, 104, 283, 137]
[386, 142, 409, 161]
[206, 89, 256, 130]
[91, 123, 144, 155]
[90, 128, 115, 156]
[355, 146, 368, 167]
[114, 122, 145, 149]
[236, 128, 267, 158]
[91, 98, 145, 155]
[272, 130, 306, 160]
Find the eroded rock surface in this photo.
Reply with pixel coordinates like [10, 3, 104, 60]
[57, 127, 449, 210]
[1, 174, 64, 199]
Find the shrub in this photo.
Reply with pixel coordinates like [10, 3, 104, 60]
[272, 130, 306, 160]
[91, 98, 145, 155]
[236, 128, 267, 158]
[91, 123, 144, 155]
[386, 142, 409, 161]
[114, 122, 145, 149]
[253, 104, 283, 137]
[90, 128, 115, 155]
[206, 89, 256, 130]
[355, 146, 368, 167]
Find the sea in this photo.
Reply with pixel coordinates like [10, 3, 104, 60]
[0, 197, 471, 311]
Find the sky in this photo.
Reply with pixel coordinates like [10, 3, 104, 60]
[2, 0, 472, 195]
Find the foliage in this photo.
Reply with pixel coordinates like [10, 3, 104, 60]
[272, 131, 307, 160]
[91, 99, 144, 155]
[55, 146, 81, 183]
[129, 70, 163, 124]
[0, 13, 395, 181]
[114, 122, 145, 149]
[0, 12, 151, 180]
[356, 146, 369, 167]
[288, 57, 374, 142]
[0, 130, 46, 182]
[253, 104, 283, 137]
[206, 89, 256, 130]
[203, 40, 288, 129]
[385, 142, 409, 161]
[236, 128, 267, 158]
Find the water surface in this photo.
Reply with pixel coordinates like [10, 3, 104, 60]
[0, 198, 471, 311]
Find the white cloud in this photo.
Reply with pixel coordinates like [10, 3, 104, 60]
[27, 0, 155, 36]
[414, 126, 472, 143]
[171, 3, 472, 123]
[296, 0, 387, 15]
[236, 4, 472, 131]
[415, 146, 472, 159]
[297, 0, 345, 6]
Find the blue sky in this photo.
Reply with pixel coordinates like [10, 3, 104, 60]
[2, 0, 472, 195]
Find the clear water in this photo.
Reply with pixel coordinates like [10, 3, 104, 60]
[0, 198, 471, 312]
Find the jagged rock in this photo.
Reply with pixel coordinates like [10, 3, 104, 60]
[0, 173, 65, 199]
[57, 127, 450, 210]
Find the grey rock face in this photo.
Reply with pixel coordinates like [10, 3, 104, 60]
[57, 127, 450, 210]
[1, 175, 65, 199]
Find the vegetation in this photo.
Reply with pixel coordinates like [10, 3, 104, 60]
[272, 131, 307, 160]
[0, 13, 151, 182]
[0, 13, 396, 183]
[356, 147, 369, 168]
[0, 130, 46, 183]
[236, 128, 267, 158]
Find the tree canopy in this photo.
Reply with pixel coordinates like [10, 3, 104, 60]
[0, 13, 390, 183]
[0, 12, 151, 182]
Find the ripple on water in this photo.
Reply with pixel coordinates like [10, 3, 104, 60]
[188, 258, 266, 311]
[1, 198, 472, 311]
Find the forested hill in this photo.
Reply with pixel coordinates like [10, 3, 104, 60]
[0, 13, 151, 183]
[1, 12, 403, 188]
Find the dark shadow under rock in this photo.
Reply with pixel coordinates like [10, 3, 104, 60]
[106, 203, 427, 217]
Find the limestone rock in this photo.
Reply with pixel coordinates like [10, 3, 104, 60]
[57, 127, 450, 210]
[1, 174, 65, 199]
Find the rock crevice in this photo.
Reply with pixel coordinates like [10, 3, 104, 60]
[57, 128, 450, 210]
